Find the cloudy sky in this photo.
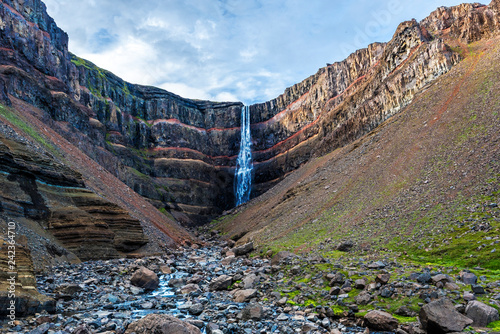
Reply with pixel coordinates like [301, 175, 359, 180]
[43, 0, 465, 105]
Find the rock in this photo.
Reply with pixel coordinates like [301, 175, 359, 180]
[460, 272, 478, 285]
[209, 275, 233, 291]
[471, 285, 486, 294]
[364, 310, 399, 331]
[180, 284, 200, 294]
[232, 242, 254, 256]
[395, 305, 416, 317]
[160, 265, 172, 274]
[367, 261, 386, 269]
[355, 291, 372, 305]
[188, 303, 205, 316]
[271, 251, 296, 265]
[28, 323, 50, 334]
[329, 273, 345, 286]
[125, 314, 202, 334]
[444, 282, 460, 290]
[329, 287, 341, 295]
[240, 303, 264, 321]
[130, 267, 159, 291]
[419, 298, 473, 333]
[376, 273, 391, 285]
[242, 273, 258, 289]
[354, 278, 367, 289]
[233, 289, 257, 302]
[336, 240, 354, 252]
[169, 278, 186, 288]
[54, 283, 83, 296]
[417, 272, 432, 284]
[464, 291, 476, 302]
[431, 274, 452, 285]
[465, 300, 499, 327]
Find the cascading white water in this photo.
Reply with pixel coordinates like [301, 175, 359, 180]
[234, 105, 253, 206]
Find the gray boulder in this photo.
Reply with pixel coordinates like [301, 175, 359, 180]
[420, 298, 473, 333]
[125, 314, 201, 334]
[465, 300, 499, 327]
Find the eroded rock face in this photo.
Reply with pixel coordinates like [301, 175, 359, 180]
[0, 0, 499, 225]
[0, 135, 147, 260]
[0, 236, 55, 316]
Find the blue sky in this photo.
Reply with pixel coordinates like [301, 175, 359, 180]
[43, 0, 466, 105]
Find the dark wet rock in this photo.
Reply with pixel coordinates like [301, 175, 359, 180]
[124, 314, 202, 334]
[419, 298, 473, 333]
[471, 284, 486, 294]
[363, 310, 398, 331]
[465, 300, 499, 327]
[188, 303, 205, 316]
[130, 267, 159, 291]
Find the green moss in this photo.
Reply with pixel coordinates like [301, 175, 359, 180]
[393, 314, 417, 324]
[0, 104, 57, 155]
[487, 320, 500, 331]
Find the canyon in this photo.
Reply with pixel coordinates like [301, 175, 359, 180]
[0, 0, 499, 331]
[1, 0, 498, 228]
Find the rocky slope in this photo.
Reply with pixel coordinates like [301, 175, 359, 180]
[214, 34, 500, 269]
[2, 0, 498, 225]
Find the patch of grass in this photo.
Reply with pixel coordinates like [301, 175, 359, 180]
[0, 104, 57, 155]
[393, 314, 417, 324]
[487, 320, 500, 331]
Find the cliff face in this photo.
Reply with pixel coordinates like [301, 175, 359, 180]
[0, 132, 148, 260]
[0, 0, 499, 225]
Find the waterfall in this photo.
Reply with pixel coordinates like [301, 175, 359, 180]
[234, 105, 253, 206]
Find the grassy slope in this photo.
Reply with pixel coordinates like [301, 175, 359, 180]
[215, 37, 500, 270]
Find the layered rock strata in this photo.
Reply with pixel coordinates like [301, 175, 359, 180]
[0, 0, 499, 224]
[0, 133, 148, 260]
[0, 236, 55, 316]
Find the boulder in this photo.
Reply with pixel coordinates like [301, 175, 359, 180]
[419, 298, 473, 333]
[233, 289, 258, 302]
[240, 303, 264, 321]
[465, 300, 499, 327]
[364, 310, 398, 331]
[209, 275, 233, 291]
[431, 274, 452, 285]
[130, 267, 159, 291]
[125, 314, 201, 334]
[355, 291, 372, 305]
[271, 251, 296, 265]
[336, 240, 354, 252]
[232, 242, 254, 256]
[376, 273, 391, 285]
[460, 272, 478, 285]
